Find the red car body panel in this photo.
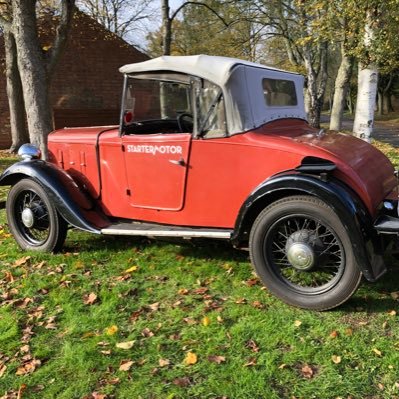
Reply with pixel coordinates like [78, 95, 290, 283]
[48, 119, 396, 228]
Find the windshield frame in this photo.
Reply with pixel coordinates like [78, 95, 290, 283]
[119, 73, 226, 139]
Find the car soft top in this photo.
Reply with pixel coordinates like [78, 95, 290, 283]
[119, 55, 307, 135]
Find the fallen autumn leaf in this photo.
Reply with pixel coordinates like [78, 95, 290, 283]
[119, 360, 134, 372]
[116, 341, 135, 350]
[184, 352, 198, 365]
[208, 355, 225, 364]
[301, 364, 314, 379]
[84, 292, 98, 305]
[105, 325, 118, 336]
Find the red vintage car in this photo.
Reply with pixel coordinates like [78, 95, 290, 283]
[1, 55, 398, 310]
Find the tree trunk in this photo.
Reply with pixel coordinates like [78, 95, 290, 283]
[162, 0, 171, 55]
[386, 93, 394, 112]
[353, 13, 378, 142]
[377, 91, 383, 116]
[308, 100, 323, 128]
[353, 64, 378, 142]
[382, 73, 394, 114]
[303, 42, 328, 129]
[12, 0, 54, 158]
[4, 30, 29, 152]
[347, 88, 353, 115]
[330, 52, 353, 131]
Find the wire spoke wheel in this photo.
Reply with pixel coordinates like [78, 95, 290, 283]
[266, 215, 345, 294]
[14, 190, 51, 245]
[249, 196, 362, 310]
[6, 179, 67, 252]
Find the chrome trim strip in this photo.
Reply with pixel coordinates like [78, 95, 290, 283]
[101, 228, 232, 239]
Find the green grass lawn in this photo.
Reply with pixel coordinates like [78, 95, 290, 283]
[1, 146, 399, 399]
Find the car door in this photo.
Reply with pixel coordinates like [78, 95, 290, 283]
[122, 133, 191, 211]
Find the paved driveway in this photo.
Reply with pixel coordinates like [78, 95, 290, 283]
[321, 115, 399, 147]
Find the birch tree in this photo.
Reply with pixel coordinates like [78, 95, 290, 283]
[352, 1, 399, 141]
[352, 11, 378, 142]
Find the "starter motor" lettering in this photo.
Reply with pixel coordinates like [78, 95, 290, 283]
[127, 145, 183, 155]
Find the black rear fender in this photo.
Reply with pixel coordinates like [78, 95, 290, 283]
[233, 172, 384, 282]
[0, 160, 109, 233]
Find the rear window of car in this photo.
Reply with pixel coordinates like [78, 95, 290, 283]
[263, 78, 297, 107]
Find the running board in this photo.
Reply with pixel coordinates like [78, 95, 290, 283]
[101, 222, 233, 239]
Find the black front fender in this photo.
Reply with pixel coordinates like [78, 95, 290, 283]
[234, 172, 385, 282]
[0, 160, 109, 233]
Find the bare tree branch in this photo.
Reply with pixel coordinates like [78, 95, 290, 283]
[170, 1, 229, 27]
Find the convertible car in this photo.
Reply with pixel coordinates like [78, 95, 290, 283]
[1, 55, 399, 310]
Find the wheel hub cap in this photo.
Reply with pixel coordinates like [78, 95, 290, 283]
[285, 229, 321, 271]
[21, 208, 35, 228]
[286, 242, 315, 270]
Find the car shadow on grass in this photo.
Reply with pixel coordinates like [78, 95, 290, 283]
[64, 232, 399, 313]
[65, 232, 249, 262]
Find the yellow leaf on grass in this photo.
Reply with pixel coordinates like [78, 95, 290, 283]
[372, 348, 382, 357]
[294, 320, 302, 327]
[202, 316, 210, 326]
[331, 355, 342, 364]
[345, 328, 353, 336]
[74, 260, 85, 269]
[105, 325, 118, 336]
[116, 341, 135, 350]
[184, 352, 198, 365]
[124, 266, 138, 273]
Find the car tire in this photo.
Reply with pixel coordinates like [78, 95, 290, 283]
[249, 195, 362, 311]
[6, 178, 68, 252]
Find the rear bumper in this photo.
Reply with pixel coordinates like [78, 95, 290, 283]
[374, 194, 399, 234]
[374, 214, 399, 233]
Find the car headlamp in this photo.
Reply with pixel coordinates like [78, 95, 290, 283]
[18, 144, 42, 161]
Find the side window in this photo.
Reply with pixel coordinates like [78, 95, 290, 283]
[197, 81, 227, 138]
[122, 77, 193, 135]
[263, 78, 297, 107]
[125, 79, 192, 121]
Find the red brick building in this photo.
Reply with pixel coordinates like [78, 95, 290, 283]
[0, 10, 149, 149]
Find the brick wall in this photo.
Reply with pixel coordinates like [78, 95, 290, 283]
[0, 10, 149, 149]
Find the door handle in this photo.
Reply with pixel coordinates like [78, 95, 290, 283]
[169, 158, 186, 166]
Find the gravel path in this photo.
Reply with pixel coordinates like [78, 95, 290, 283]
[321, 115, 399, 147]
